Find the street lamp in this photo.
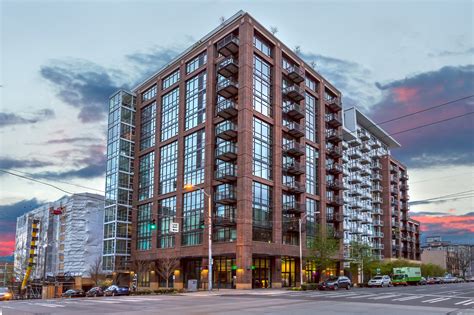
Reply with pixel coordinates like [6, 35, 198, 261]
[299, 214, 307, 287]
[184, 184, 212, 292]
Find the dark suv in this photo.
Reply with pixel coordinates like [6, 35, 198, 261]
[318, 276, 352, 290]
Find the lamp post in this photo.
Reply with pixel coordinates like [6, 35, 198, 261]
[184, 184, 212, 292]
[299, 213, 307, 287]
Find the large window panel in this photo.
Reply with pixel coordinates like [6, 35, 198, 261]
[137, 203, 152, 250]
[252, 181, 272, 242]
[305, 94, 317, 142]
[140, 102, 156, 150]
[182, 190, 204, 246]
[159, 141, 178, 194]
[253, 55, 272, 117]
[306, 145, 319, 195]
[138, 152, 155, 201]
[185, 72, 207, 130]
[158, 197, 176, 248]
[162, 70, 180, 90]
[253, 117, 272, 180]
[183, 129, 206, 185]
[161, 88, 179, 141]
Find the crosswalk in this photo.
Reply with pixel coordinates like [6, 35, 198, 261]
[282, 291, 474, 308]
[4, 296, 163, 308]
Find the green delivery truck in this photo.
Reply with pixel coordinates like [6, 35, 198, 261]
[392, 267, 422, 286]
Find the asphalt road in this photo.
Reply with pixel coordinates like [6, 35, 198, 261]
[1, 282, 474, 315]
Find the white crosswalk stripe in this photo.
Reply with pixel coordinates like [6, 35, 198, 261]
[368, 294, 400, 300]
[35, 303, 65, 308]
[392, 295, 423, 301]
[464, 301, 474, 305]
[422, 297, 451, 303]
[455, 299, 472, 305]
[347, 294, 378, 299]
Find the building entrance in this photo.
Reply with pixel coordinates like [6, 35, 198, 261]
[252, 257, 271, 288]
[281, 257, 297, 287]
[213, 257, 236, 289]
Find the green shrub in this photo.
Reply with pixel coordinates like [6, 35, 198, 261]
[153, 288, 178, 295]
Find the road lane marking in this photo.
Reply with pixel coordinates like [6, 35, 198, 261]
[35, 303, 65, 308]
[464, 301, 474, 305]
[422, 297, 450, 303]
[455, 300, 472, 305]
[369, 294, 400, 300]
[347, 294, 378, 299]
[393, 296, 423, 301]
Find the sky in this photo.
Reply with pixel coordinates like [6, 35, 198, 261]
[0, 0, 473, 256]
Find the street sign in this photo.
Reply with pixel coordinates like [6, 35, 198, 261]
[376, 268, 381, 274]
[170, 222, 179, 233]
[343, 262, 351, 268]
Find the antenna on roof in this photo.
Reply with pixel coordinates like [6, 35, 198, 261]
[219, 16, 226, 25]
[270, 26, 278, 35]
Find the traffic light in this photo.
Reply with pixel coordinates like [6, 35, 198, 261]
[150, 219, 157, 230]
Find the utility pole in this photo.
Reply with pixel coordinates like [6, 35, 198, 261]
[299, 214, 307, 287]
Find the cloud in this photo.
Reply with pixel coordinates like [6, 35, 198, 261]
[0, 157, 54, 170]
[428, 47, 474, 57]
[369, 65, 474, 168]
[44, 137, 100, 145]
[411, 212, 474, 244]
[34, 144, 106, 180]
[0, 199, 43, 256]
[300, 51, 378, 108]
[0, 109, 55, 128]
[40, 59, 125, 123]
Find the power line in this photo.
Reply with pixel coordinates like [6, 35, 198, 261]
[390, 112, 474, 136]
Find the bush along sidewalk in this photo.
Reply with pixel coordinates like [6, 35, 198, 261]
[130, 288, 183, 295]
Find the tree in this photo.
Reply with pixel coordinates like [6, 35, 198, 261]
[420, 263, 445, 277]
[349, 241, 373, 284]
[219, 16, 226, 25]
[131, 259, 152, 288]
[458, 248, 473, 278]
[294, 45, 301, 55]
[153, 256, 180, 289]
[310, 61, 316, 69]
[88, 256, 103, 286]
[308, 225, 339, 282]
[270, 26, 278, 35]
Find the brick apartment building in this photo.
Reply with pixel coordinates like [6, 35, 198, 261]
[103, 10, 420, 290]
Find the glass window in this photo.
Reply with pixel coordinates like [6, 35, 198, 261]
[253, 55, 272, 117]
[186, 51, 207, 74]
[162, 70, 180, 90]
[137, 203, 152, 250]
[142, 85, 157, 101]
[185, 72, 207, 130]
[158, 197, 176, 248]
[306, 145, 319, 195]
[306, 198, 318, 247]
[159, 141, 178, 194]
[138, 152, 155, 201]
[305, 77, 317, 91]
[140, 102, 156, 150]
[305, 94, 317, 142]
[182, 190, 204, 246]
[184, 129, 206, 185]
[252, 181, 272, 242]
[253, 117, 272, 180]
[253, 35, 271, 57]
[161, 88, 179, 141]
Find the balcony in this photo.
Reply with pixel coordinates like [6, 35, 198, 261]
[360, 143, 370, 153]
[349, 161, 362, 172]
[283, 85, 305, 102]
[400, 184, 409, 191]
[215, 163, 237, 183]
[349, 137, 361, 147]
[215, 141, 237, 162]
[283, 201, 305, 214]
[373, 243, 384, 250]
[401, 173, 409, 180]
[216, 99, 238, 119]
[390, 175, 398, 184]
[371, 140, 381, 149]
[350, 189, 361, 197]
[283, 180, 305, 194]
[360, 155, 371, 165]
[217, 33, 239, 57]
[390, 165, 398, 174]
[348, 148, 362, 159]
[373, 207, 383, 215]
[283, 141, 305, 157]
[215, 120, 237, 141]
[217, 78, 239, 99]
[327, 195, 344, 206]
[373, 231, 384, 238]
[360, 180, 371, 188]
[326, 145, 342, 158]
[351, 202, 362, 210]
[327, 180, 345, 191]
[372, 161, 382, 170]
[283, 102, 305, 120]
[392, 221, 399, 228]
[325, 113, 342, 128]
[214, 215, 237, 227]
[401, 193, 410, 201]
[283, 161, 305, 175]
[284, 64, 305, 84]
[327, 163, 343, 175]
[372, 185, 383, 193]
[391, 188, 398, 195]
[326, 98, 342, 112]
[372, 173, 382, 181]
[349, 175, 362, 184]
[326, 130, 343, 143]
[358, 129, 370, 141]
[326, 213, 343, 223]
[360, 167, 371, 176]
[217, 56, 239, 78]
[372, 196, 382, 204]
[215, 184, 237, 204]
[284, 121, 305, 138]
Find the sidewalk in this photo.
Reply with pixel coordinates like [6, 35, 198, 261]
[179, 288, 290, 296]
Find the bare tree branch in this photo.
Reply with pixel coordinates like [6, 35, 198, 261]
[153, 256, 180, 289]
[87, 256, 102, 286]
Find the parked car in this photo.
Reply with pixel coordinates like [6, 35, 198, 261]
[62, 289, 85, 298]
[432, 277, 442, 284]
[367, 275, 392, 287]
[104, 285, 130, 296]
[441, 276, 457, 283]
[0, 287, 13, 301]
[318, 276, 351, 290]
[427, 277, 437, 284]
[418, 277, 427, 285]
[86, 287, 104, 297]
[466, 276, 474, 282]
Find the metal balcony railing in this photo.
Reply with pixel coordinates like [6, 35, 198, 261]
[215, 120, 237, 141]
[216, 99, 237, 119]
[217, 34, 239, 57]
